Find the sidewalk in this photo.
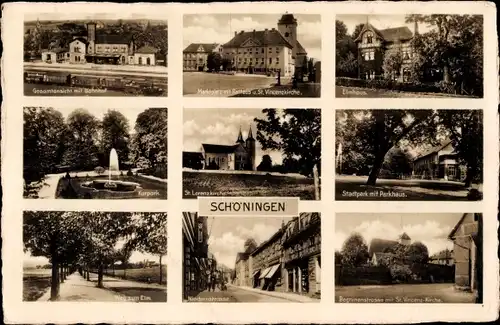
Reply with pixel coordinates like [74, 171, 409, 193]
[227, 284, 319, 303]
[37, 273, 123, 302]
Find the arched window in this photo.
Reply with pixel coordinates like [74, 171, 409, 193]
[146, 57, 151, 65]
[139, 57, 143, 65]
[365, 32, 373, 44]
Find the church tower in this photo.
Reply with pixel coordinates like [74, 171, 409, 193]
[245, 126, 256, 171]
[236, 127, 244, 144]
[87, 22, 96, 55]
[277, 14, 298, 63]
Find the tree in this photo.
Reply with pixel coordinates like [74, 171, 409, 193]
[116, 246, 133, 279]
[131, 108, 168, 171]
[101, 110, 130, 168]
[23, 107, 67, 194]
[406, 241, 429, 265]
[336, 20, 358, 78]
[351, 23, 365, 41]
[439, 110, 483, 186]
[206, 52, 222, 72]
[221, 57, 232, 71]
[382, 49, 403, 80]
[255, 109, 321, 176]
[62, 109, 100, 171]
[337, 109, 440, 185]
[382, 147, 413, 178]
[257, 155, 273, 172]
[335, 251, 343, 265]
[244, 238, 258, 253]
[340, 233, 369, 267]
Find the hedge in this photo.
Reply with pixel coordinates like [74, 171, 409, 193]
[336, 77, 463, 95]
[336, 265, 393, 286]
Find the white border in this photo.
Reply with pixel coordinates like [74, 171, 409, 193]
[1, 1, 499, 323]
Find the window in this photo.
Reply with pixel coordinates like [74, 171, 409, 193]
[269, 58, 272, 64]
[261, 58, 264, 64]
[364, 51, 375, 61]
[276, 47, 279, 54]
[261, 48, 264, 53]
[369, 51, 375, 60]
[147, 57, 151, 65]
[403, 50, 410, 60]
[139, 57, 143, 65]
[269, 47, 272, 52]
[276, 58, 279, 64]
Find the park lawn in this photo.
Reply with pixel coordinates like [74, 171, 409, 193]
[183, 72, 275, 96]
[335, 86, 476, 98]
[23, 270, 52, 301]
[183, 171, 319, 200]
[103, 266, 167, 285]
[335, 176, 476, 201]
[335, 283, 476, 303]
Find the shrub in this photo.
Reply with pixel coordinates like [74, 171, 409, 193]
[94, 166, 105, 175]
[336, 77, 444, 94]
[388, 264, 413, 283]
[127, 169, 134, 176]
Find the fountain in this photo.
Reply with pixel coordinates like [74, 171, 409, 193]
[81, 148, 141, 193]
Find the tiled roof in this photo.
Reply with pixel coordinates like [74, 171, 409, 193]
[95, 33, 131, 45]
[135, 45, 159, 54]
[413, 139, 453, 161]
[223, 29, 293, 48]
[399, 232, 411, 240]
[354, 23, 413, 43]
[369, 238, 398, 256]
[296, 40, 307, 55]
[183, 43, 220, 53]
[278, 14, 297, 25]
[72, 37, 89, 45]
[202, 143, 239, 154]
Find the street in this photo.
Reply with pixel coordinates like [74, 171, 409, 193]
[336, 283, 477, 303]
[188, 285, 297, 303]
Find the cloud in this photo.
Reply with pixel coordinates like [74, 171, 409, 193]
[236, 222, 280, 244]
[200, 122, 237, 137]
[209, 231, 246, 267]
[183, 119, 200, 137]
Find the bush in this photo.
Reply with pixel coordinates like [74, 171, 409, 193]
[388, 264, 413, 283]
[337, 265, 392, 285]
[336, 77, 444, 94]
[94, 166, 105, 175]
[127, 169, 134, 176]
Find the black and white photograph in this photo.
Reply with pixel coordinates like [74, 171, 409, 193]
[336, 14, 483, 98]
[23, 106, 168, 199]
[183, 14, 321, 97]
[183, 212, 321, 302]
[23, 211, 167, 302]
[24, 13, 168, 96]
[335, 213, 483, 303]
[335, 109, 483, 201]
[182, 108, 321, 200]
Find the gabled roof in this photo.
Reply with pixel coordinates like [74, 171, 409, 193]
[43, 47, 68, 54]
[223, 29, 294, 49]
[202, 143, 239, 154]
[95, 33, 131, 45]
[373, 252, 393, 260]
[354, 23, 413, 43]
[448, 213, 471, 239]
[183, 43, 220, 53]
[369, 238, 398, 256]
[235, 252, 249, 264]
[71, 37, 89, 45]
[413, 139, 453, 162]
[399, 232, 411, 240]
[278, 14, 297, 25]
[135, 45, 159, 54]
[296, 40, 307, 55]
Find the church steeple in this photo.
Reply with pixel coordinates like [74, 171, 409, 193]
[246, 126, 254, 140]
[236, 127, 244, 144]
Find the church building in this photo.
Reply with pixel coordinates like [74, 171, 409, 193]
[190, 126, 256, 171]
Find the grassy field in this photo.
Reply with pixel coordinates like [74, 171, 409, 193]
[103, 266, 167, 285]
[183, 171, 319, 200]
[23, 269, 52, 301]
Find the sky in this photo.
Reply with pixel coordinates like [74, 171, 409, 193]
[337, 14, 435, 36]
[183, 14, 322, 61]
[335, 213, 463, 256]
[25, 13, 168, 22]
[183, 108, 284, 166]
[206, 216, 292, 269]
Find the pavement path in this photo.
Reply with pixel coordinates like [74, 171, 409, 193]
[25, 62, 168, 77]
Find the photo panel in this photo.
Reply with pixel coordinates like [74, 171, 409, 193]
[335, 14, 483, 98]
[183, 13, 321, 98]
[335, 212, 483, 304]
[23, 106, 168, 200]
[24, 13, 168, 97]
[335, 108, 483, 201]
[183, 108, 321, 200]
[182, 212, 321, 303]
[23, 211, 168, 302]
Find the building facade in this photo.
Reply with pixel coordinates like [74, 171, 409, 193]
[235, 253, 251, 287]
[354, 22, 417, 81]
[412, 140, 466, 181]
[220, 14, 307, 77]
[449, 213, 483, 293]
[197, 127, 256, 171]
[282, 213, 321, 297]
[182, 212, 209, 300]
[183, 43, 222, 71]
[251, 226, 285, 291]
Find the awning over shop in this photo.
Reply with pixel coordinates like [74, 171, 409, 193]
[265, 264, 280, 279]
[252, 269, 260, 277]
[259, 267, 271, 279]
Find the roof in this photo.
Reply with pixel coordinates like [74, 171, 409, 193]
[373, 252, 393, 260]
[354, 23, 413, 43]
[95, 33, 131, 45]
[448, 213, 472, 239]
[43, 47, 68, 54]
[278, 14, 297, 25]
[135, 45, 159, 54]
[399, 232, 411, 240]
[223, 29, 293, 49]
[183, 151, 204, 160]
[71, 37, 89, 45]
[183, 43, 220, 53]
[235, 252, 249, 264]
[296, 40, 307, 55]
[413, 140, 453, 162]
[202, 143, 239, 154]
[369, 238, 398, 256]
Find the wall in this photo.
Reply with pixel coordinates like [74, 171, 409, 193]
[134, 53, 155, 65]
[453, 213, 478, 288]
[95, 43, 128, 55]
[69, 40, 87, 64]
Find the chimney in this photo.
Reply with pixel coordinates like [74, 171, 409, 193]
[234, 31, 237, 37]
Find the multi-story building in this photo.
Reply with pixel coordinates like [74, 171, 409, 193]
[234, 252, 251, 287]
[250, 224, 285, 291]
[448, 213, 482, 294]
[183, 43, 222, 71]
[220, 14, 308, 77]
[282, 213, 321, 297]
[182, 212, 209, 299]
[354, 21, 418, 81]
[412, 139, 466, 182]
